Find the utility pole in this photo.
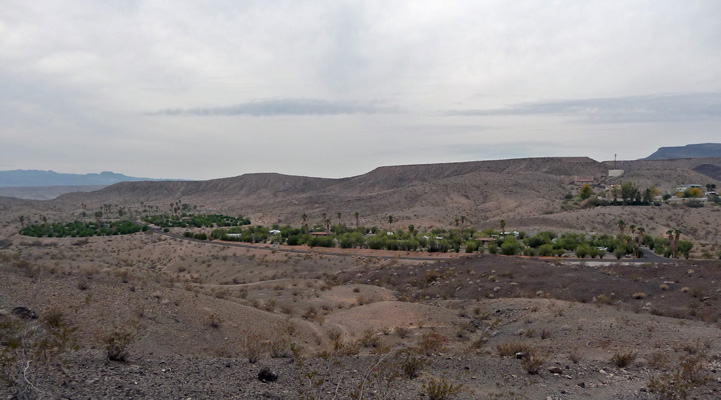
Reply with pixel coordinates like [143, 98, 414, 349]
[614, 154, 617, 169]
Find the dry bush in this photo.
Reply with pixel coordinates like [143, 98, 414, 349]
[497, 341, 532, 357]
[243, 331, 267, 363]
[103, 324, 140, 362]
[326, 327, 342, 342]
[395, 326, 410, 339]
[648, 351, 671, 370]
[359, 328, 381, 348]
[397, 350, 429, 379]
[611, 350, 638, 368]
[268, 334, 291, 358]
[1, 310, 77, 398]
[568, 349, 581, 364]
[418, 332, 447, 355]
[206, 312, 223, 328]
[422, 375, 463, 400]
[521, 355, 544, 374]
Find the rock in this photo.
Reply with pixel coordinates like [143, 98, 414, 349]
[258, 368, 278, 383]
[578, 382, 586, 388]
[548, 366, 563, 374]
[11, 306, 37, 319]
[515, 352, 529, 359]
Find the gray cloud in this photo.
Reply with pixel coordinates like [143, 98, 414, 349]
[149, 98, 397, 116]
[444, 92, 721, 123]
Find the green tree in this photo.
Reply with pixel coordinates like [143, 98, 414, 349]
[617, 220, 626, 239]
[579, 184, 592, 200]
[620, 182, 639, 205]
[677, 240, 693, 259]
[500, 237, 520, 255]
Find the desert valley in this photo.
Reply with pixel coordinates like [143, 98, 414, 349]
[2, 154, 721, 399]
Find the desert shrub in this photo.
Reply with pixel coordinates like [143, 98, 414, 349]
[648, 351, 671, 370]
[398, 350, 429, 379]
[268, 334, 291, 358]
[422, 375, 463, 400]
[497, 341, 531, 357]
[632, 292, 647, 299]
[521, 355, 544, 374]
[359, 328, 381, 348]
[611, 350, 637, 368]
[418, 332, 447, 355]
[207, 312, 223, 328]
[648, 372, 692, 400]
[1, 312, 78, 397]
[648, 353, 710, 399]
[395, 326, 410, 339]
[243, 331, 267, 363]
[103, 324, 139, 362]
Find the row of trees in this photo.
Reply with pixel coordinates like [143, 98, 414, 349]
[19, 220, 148, 238]
[196, 219, 694, 259]
[142, 214, 250, 229]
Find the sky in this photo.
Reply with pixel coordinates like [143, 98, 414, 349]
[1, 1, 720, 180]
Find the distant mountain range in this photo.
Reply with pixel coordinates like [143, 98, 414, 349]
[0, 170, 173, 188]
[645, 143, 721, 160]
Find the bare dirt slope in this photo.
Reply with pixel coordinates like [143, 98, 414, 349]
[2, 229, 721, 399]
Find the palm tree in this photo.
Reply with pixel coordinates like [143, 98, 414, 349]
[301, 213, 307, 227]
[95, 211, 103, 226]
[336, 212, 342, 226]
[19, 215, 25, 228]
[387, 215, 394, 231]
[629, 224, 636, 237]
[322, 213, 327, 227]
[325, 218, 331, 233]
[673, 229, 681, 258]
[354, 212, 360, 229]
[666, 230, 674, 254]
[617, 220, 626, 239]
[637, 227, 645, 246]
[408, 224, 415, 236]
[500, 219, 506, 234]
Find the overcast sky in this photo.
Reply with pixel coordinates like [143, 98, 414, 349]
[2, 1, 720, 180]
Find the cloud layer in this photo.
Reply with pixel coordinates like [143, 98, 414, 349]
[445, 92, 721, 123]
[150, 99, 397, 116]
[1, 1, 720, 179]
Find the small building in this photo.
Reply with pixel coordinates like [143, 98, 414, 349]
[676, 184, 703, 193]
[608, 169, 624, 178]
[269, 229, 281, 235]
[310, 231, 328, 236]
[574, 176, 594, 185]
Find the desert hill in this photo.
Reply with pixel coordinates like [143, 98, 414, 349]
[3, 156, 721, 251]
[644, 143, 721, 160]
[50, 157, 605, 225]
